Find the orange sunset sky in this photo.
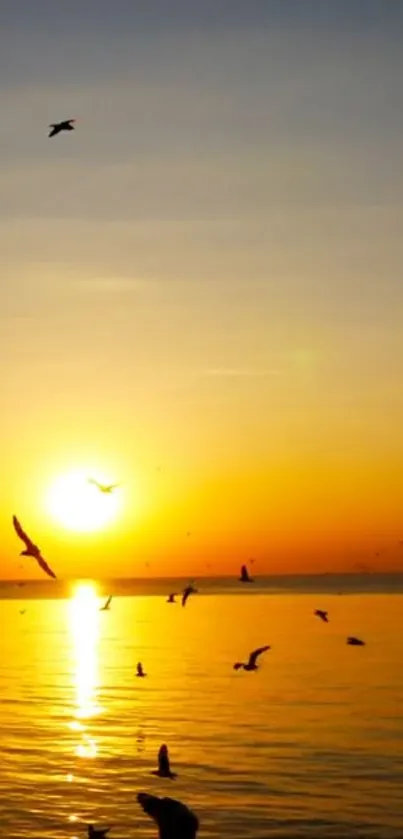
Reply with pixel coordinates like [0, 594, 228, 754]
[1, 2, 403, 579]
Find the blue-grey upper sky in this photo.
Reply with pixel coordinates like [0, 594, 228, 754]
[1, 1, 403, 572]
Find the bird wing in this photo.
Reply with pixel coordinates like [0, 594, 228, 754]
[36, 555, 57, 580]
[248, 645, 270, 667]
[158, 744, 171, 774]
[48, 125, 60, 137]
[88, 478, 101, 489]
[12, 515, 34, 550]
[105, 595, 112, 608]
[181, 589, 189, 607]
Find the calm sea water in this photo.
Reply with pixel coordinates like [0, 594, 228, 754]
[0, 576, 402, 839]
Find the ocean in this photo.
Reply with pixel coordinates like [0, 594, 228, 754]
[0, 575, 402, 838]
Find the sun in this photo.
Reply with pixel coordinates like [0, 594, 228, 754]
[46, 469, 121, 533]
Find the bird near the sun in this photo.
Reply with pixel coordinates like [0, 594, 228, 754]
[167, 592, 177, 603]
[12, 516, 57, 580]
[100, 595, 112, 611]
[233, 645, 270, 671]
[48, 118, 76, 137]
[88, 478, 120, 494]
[347, 636, 366, 646]
[182, 584, 197, 607]
[314, 609, 329, 623]
[137, 662, 146, 678]
[88, 826, 111, 839]
[239, 564, 253, 583]
[151, 744, 177, 779]
[137, 792, 199, 839]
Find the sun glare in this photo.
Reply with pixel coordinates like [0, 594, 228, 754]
[69, 582, 100, 759]
[46, 468, 121, 532]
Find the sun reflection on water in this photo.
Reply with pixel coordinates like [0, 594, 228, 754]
[68, 582, 101, 758]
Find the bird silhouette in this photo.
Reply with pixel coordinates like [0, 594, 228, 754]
[234, 645, 270, 671]
[137, 662, 146, 678]
[182, 584, 197, 607]
[88, 478, 119, 494]
[151, 744, 177, 779]
[314, 609, 329, 623]
[100, 595, 112, 611]
[12, 516, 56, 580]
[239, 564, 253, 583]
[88, 826, 111, 839]
[138, 792, 199, 839]
[347, 636, 365, 646]
[48, 118, 75, 138]
[167, 593, 177, 603]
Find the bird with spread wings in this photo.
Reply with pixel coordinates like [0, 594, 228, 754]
[12, 516, 56, 580]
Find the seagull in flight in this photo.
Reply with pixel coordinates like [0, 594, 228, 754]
[314, 609, 329, 623]
[151, 744, 177, 779]
[182, 584, 197, 607]
[234, 645, 270, 671]
[48, 118, 76, 138]
[12, 516, 56, 580]
[347, 636, 365, 646]
[88, 826, 111, 839]
[239, 564, 253, 583]
[100, 595, 112, 611]
[88, 478, 120, 494]
[138, 793, 199, 839]
[167, 593, 177, 603]
[136, 662, 146, 678]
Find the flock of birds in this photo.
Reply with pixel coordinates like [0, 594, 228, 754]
[11, 479, 366, 838]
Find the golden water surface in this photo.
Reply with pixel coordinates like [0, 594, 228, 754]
[0, 587, 402, 838]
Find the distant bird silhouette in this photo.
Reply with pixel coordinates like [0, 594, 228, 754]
[347, 636, 365, 646]
[182, 584, 197, 607]
[137, 662, 146, 678]
[138, 792, 198, 839]
[234, 645, 270, 671]
[151, 744, 177, 779]
[167, 593, 177, 603]
[19, 609, 27, 615]
[239, 564, 253, 583]
[12, 516, 56, 580]
[88, 479, 119, 494]
[100, 595, 112, 611]
[88, 826, 111, 839]
[314, 609, 329, 623]
[48, 118, 75, 138]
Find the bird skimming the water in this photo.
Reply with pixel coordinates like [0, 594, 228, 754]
[347, 636, 365, 646]
[48, 118, 75, 138]
[12, 516, 56, 580]
[88, 826, 111, 839]
[234, 645, 270, 671]
[100, 595, 112, 611]
[137, 662, 146, 678]
[314, 609, 329, 623]
[151, 744, 177, 779]
[182, 584, 197, 607]
[167, 593, 177, 603]
[138, 792, 199, 839]
[88, 478, 119, 494]
[239, 564, 253, 583]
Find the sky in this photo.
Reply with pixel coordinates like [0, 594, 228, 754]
[1, 0, 403, 579]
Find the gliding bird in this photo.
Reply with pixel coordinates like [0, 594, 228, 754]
[88, 478, 120, 494]
[48, 119, 75, 138]
[12, 516, 56, 580]
[100, 595, 112, 611]
[234, 645, 270, 671]
[314, 609, 329, 623]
